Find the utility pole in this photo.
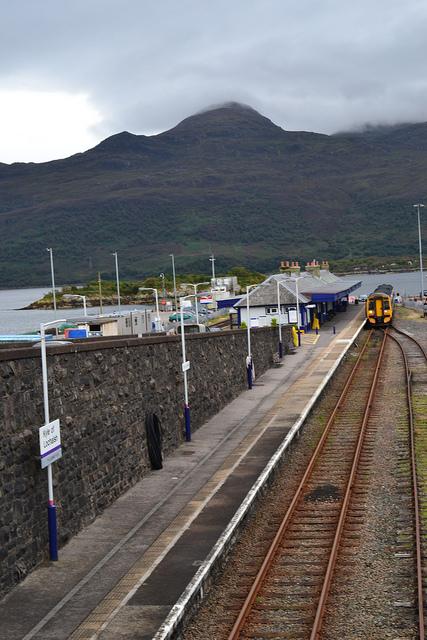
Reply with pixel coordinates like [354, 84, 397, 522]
[98, 272, 103, 314]
[413, 203, 425, 299]
[47, 248, 57, 319]
[170, 254, 178, 311]
[47, 248, 58, 335]
[112, 251, 121, 313]
[209, 253, 216, 284]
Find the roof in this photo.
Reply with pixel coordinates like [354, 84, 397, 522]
[318, 269, 340, 283]
[234, 271, 361, 307]
[66, 310, 148, 325]
[234, 277, 309, 308]
[300, 279, 361, 302]
[70, 316, 117, 325]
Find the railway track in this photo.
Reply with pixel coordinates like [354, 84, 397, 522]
[388, 325, 427, 638]
[227, 330, 387, 639]
[209, 318, 231, 330]
[221, 326, 427, 640]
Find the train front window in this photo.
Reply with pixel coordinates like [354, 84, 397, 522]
[383, 299, 390, 310]
[368, 300, 376, 311]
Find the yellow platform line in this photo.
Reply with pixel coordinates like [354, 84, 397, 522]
[302, 333, 320, 345]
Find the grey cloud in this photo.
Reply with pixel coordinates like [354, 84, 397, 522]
[2, 0, 427, 141]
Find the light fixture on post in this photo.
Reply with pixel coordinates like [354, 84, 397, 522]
[169, 254, 178, 311]
[179, 294, 195, 441]
[98, 272, 103, 314]
[39, 318, 67, 561]
[245, 283, 261, 389]
[46, 248, 58, 335]
[288, 275, 304, 347]
[159, 272, 166, 298]
[112, 251, 121, 312]
[276, 279, 284, 358]
[209, 253, 216, 283]
[46, 248, 57, 319]
[139, 287, 161, 331]
[62, 294, 87, 316]
[413, 203, 425, 299]
[181, 282, 209, 325]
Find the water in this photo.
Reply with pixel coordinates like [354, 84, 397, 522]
[0, 287, 151, 334]
[0, 272, 423, 334]
[341, 270, 424, 297]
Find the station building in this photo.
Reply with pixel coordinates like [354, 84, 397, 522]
[65, 309, 152, 338]
[235, 260, 361, 330]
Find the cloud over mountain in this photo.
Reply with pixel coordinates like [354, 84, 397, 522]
[2, 1, 427, 161]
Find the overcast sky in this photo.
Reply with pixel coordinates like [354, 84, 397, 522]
[1, 0, 427, 163]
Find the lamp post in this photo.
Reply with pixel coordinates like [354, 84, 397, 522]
[139, 287, 161, 331]
[245, 283, 260, 389]
[46, 246, 57, 319]
[288, 275, 303, 347]
[276, 279, 284, 359]
[40, 318, 66, 561]
[181, 282, 209, 325]
[112, 251, 121, 313]
[159, 272, 166, 297]
[63, 294, 87, 316]
[98, 272, 103, 314]
[170, 254, 178, 311]
[413, 204, 425, 300]
[180, 294, 195, 441]
[209, 254, 216, 283]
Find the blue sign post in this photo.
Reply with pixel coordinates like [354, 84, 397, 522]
[39, 319, 66, 561]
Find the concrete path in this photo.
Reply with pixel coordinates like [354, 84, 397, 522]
[0, 307, 363, 640]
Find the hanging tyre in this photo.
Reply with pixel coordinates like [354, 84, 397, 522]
[145, 413, 163, 470]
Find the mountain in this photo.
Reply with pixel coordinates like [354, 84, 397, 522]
[0, 102, 425, 287]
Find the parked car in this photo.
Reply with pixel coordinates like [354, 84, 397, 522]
[168, 311, 195, 322]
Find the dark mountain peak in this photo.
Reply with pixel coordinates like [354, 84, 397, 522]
[198, 101, 261, 117]
[161, 102, 285, 141]
[93, 130, 149, 154]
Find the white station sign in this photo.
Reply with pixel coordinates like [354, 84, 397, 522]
[288, 307, 298, 324]
[39, 419, 62, 469]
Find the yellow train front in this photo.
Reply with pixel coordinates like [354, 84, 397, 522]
[365, 284, 394, 327]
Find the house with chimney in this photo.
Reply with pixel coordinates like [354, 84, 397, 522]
[234, 260, 361, 330]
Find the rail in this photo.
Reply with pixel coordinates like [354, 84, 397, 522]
[387, 327, 426, 639]
[227, 330, 387, 639]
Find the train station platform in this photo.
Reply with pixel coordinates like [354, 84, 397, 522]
[0, 306, 364, 640]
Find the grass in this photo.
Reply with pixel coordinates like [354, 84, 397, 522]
[396, 306, 425, 322]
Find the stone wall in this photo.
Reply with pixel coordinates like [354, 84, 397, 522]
[0, 326, 291, 597]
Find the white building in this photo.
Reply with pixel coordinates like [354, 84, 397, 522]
[235, 261, 361, 330]
[68, 310, 152, 337]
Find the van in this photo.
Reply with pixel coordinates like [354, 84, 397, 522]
[168, 323, 209, 335]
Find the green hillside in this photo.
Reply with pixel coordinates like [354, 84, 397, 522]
[0, 102, 425, 287]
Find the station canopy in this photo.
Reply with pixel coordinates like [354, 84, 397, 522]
[299, 279, 362, 302]
[235, 270, 361, 308]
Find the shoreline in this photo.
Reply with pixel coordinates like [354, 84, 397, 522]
[20, 297, 152, 311]
[0, 267, 422, 294]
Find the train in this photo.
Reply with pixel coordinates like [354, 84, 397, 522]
[365, 284, 394, 327]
